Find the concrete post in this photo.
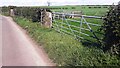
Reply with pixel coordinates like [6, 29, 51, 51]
[41, 9, 52, 28]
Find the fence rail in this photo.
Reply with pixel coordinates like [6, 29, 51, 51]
[52, 12, 103, 42]
[53, 12, 104, 19]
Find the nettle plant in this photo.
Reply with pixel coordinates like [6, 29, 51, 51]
[102, 2, 120, 56]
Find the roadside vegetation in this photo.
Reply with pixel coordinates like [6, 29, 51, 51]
[13, 16, 120, 66]
[1, 6, 9, 16]
[101, 4, 120, 56]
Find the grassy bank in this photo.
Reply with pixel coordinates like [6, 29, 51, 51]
[13, 16, 120, 66]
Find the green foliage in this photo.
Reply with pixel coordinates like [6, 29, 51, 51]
[1, 6, 9, 16]
[102, 3, 120, 55]
[14, 7, 52, 23]
[13, 16, 120, 66]
[71, 7, 76, 9]
[14, 7, 37, 20]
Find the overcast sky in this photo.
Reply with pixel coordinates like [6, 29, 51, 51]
[0, 0, 119, 6]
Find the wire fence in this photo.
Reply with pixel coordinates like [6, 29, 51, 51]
[52, 12, 103, 42]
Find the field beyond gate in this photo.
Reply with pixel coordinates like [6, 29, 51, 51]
[52, 12, 104, 45]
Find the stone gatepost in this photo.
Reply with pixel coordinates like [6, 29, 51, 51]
[10, 8, 15, 16]
[41, 9, 52, 28]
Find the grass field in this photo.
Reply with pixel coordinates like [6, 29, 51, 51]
[42, 5, 109, 16]
[24, 5, 109, 16]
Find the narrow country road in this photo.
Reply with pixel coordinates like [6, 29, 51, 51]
[1, 15, 55, 66]
[0, 15, 2, 67]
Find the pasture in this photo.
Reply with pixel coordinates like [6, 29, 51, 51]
[42, 5, 109, 16]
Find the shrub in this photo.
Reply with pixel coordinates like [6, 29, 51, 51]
[1, 6, 9, 16]
[71, 7, 75, 9]
[102, 2, 120, 56]
[89, 7, 92, 8]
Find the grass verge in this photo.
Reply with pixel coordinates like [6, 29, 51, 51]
[13, 16, 120, 66]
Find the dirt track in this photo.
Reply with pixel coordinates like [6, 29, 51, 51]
[1, 16, 55, 66]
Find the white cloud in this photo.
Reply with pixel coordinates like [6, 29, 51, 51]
[0, 0, 120, 6]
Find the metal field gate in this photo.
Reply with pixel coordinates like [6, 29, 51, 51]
[52, 12, 104, 43]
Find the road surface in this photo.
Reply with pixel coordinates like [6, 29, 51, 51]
[0, 15, 2, 67]
[1, 15, 55, 66]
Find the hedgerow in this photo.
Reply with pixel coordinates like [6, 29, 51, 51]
[102, 2, 120, 56]
[14, 7, 52, 22]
